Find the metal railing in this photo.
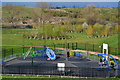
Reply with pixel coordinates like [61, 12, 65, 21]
[2, 66, 120, 78]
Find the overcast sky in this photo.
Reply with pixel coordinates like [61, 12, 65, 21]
[1, 0, 120, 2]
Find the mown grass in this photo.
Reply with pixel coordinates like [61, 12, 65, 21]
[2, 29, 119, 57]
[2, 75, 120, 80]
[2, 29, 118, 47]
[2, 78, 120, 80]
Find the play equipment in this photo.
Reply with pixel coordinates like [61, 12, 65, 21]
[22, 46, 56, 60]
[75, 51, 82, 59]
[72, 51, 82, 57]
[97, 43, 119, 69]
[22, 47, 37, 59]
[32, 47, 46, 58]
[76, 54, 82, 57]
[98, 54, 119, 69]
[70, 50, 82, 56]
[33, 47, 56, 60]
[70, 50, 74, 55]
[46, 48, 56, 60]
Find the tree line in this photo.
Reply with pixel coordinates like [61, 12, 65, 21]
[2, 2, 119, 40]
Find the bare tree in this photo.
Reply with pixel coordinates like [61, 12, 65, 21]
[33, 2, 52, 28]
[32, 2, 53, 44]
[82, 5, 100, 25]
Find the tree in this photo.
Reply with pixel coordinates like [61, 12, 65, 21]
[93, 23, 104, 37]
[85, 26, 94, 37]
[32, 2, 53, 43]
[75, 25, 82, 33]
[105, 23, 113, 35]
[34, 2, 53, 28]
[101, 27, 110, 37]
[114, 25, 120, 33]
[82, 22, 88, 32]
[82, 5, 101, 25]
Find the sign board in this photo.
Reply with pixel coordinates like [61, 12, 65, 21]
[103, 43, 108, 60]
[57, 63, 65, 72]
[103, 43, 108, 49]
[57, 63, 65, 67]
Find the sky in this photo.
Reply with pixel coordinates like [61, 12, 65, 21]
[1, 0, 120, 2]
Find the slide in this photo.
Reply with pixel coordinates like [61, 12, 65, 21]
[46, 48, 56, 60]
[98, 54, 119, 69]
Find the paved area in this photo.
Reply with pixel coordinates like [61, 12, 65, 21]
[2, 53, 120, 77]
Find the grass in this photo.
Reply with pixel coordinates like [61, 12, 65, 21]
[2, 29, 118, 47]
[2, 29, 119, 58]
[2, 75, 120, 80]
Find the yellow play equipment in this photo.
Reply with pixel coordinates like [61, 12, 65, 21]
[70, 50, 75, 55]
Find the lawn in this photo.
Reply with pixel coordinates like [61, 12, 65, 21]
[2, 29, 119, 57]
[2, 29, 118, 47]
[2, 75, 120, 80]
[1, 29, 120, 80]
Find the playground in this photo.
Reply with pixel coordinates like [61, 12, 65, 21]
[2, 43, 120, 78]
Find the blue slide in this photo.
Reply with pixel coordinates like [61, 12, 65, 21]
[98, 54, 119, 69]
[46, 48, 56, 60]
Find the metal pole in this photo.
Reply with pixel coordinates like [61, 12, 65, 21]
[109, 46, 110, 54]
[76, 42, 77, 50]
[53, 43, 55, 50]
[93, 44, 94, 51]
[67, 43, 69, 49]
[23, 47, 24, 53]
[63, 44, 65, 48]
[116, 48, 118, 55]
[72, 43, 74, 50]
[12, 48, 13, 56]
[101, 46, 102, 53]
[32, 56, 34, 66]
[85, 43, 87, 50]
[4, 49, 6, 58]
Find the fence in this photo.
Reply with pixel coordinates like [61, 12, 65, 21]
[2, 66, 120, 78]
[53, 42, 119, 56]
[1, 43, 120, 78]
[2, 42, 119, 58]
